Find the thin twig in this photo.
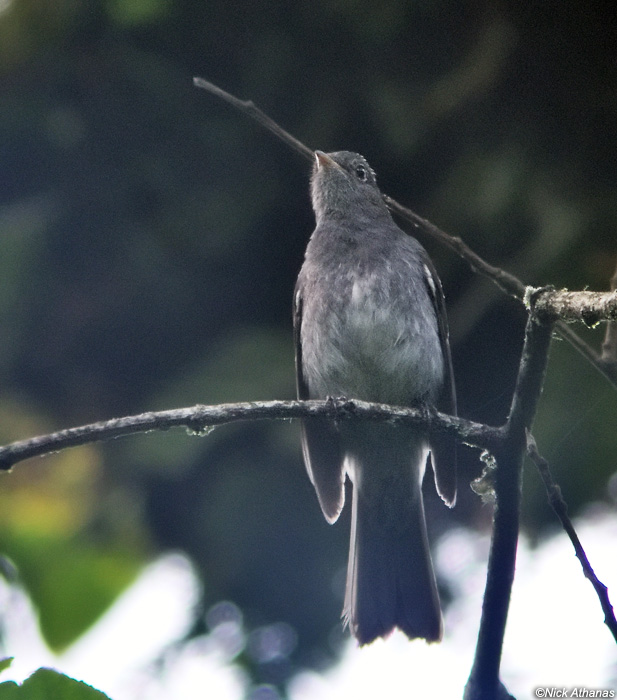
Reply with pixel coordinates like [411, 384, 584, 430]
[0, 399, 493, 472]
[384, 196, 526, 301]
[526, 432, 617, 643]
[193, 76, 617, 392]
[193, 77, 314, 162]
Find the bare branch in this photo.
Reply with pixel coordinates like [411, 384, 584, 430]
[0, 399, 492, 472]
[528, 282, 617, 387]
[384, 196, 526, 301]
[526, 432, 617, 644]
[193, 77, 314, 162]
[465, 316, 554, 699]
[529, 287, 617, 325]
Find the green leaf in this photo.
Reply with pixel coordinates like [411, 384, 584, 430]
[0, 681, 19, 700]
[0, 660, 13, 675]
[0, 668, 112, 700]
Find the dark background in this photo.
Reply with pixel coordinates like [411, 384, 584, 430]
[0, 0, 616, 691]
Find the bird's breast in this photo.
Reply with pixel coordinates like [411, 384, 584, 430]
[301, 263, 444, 406]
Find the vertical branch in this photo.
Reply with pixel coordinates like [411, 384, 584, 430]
[465, 315, 554, 700]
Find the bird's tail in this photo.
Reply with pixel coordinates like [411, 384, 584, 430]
[342, 458, 442, 645]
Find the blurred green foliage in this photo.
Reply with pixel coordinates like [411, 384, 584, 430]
[0, 0, 615, 690]
[0, 403, 146, 649]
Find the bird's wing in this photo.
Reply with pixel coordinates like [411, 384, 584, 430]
[293, 280, 346, 523]
[421, 256, 457, 507]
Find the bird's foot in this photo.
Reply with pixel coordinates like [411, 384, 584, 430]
[325, 395, 355, 422]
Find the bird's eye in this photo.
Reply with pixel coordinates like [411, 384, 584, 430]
[355, 164, 367, 181]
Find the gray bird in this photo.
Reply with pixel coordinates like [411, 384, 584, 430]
[293, 150, 456, 645]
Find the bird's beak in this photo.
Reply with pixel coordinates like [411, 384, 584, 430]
[314, 151, 338, 170]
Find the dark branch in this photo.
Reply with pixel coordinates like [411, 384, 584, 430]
[535, 277, 617, 388]
[0, 399, 493, 472]
[505, 315, 555, 436]
[193, 77, 314, 162]
[527, 432, 617, 644]
[384, 196, 526, 301]
[465, 316, 554, 700]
